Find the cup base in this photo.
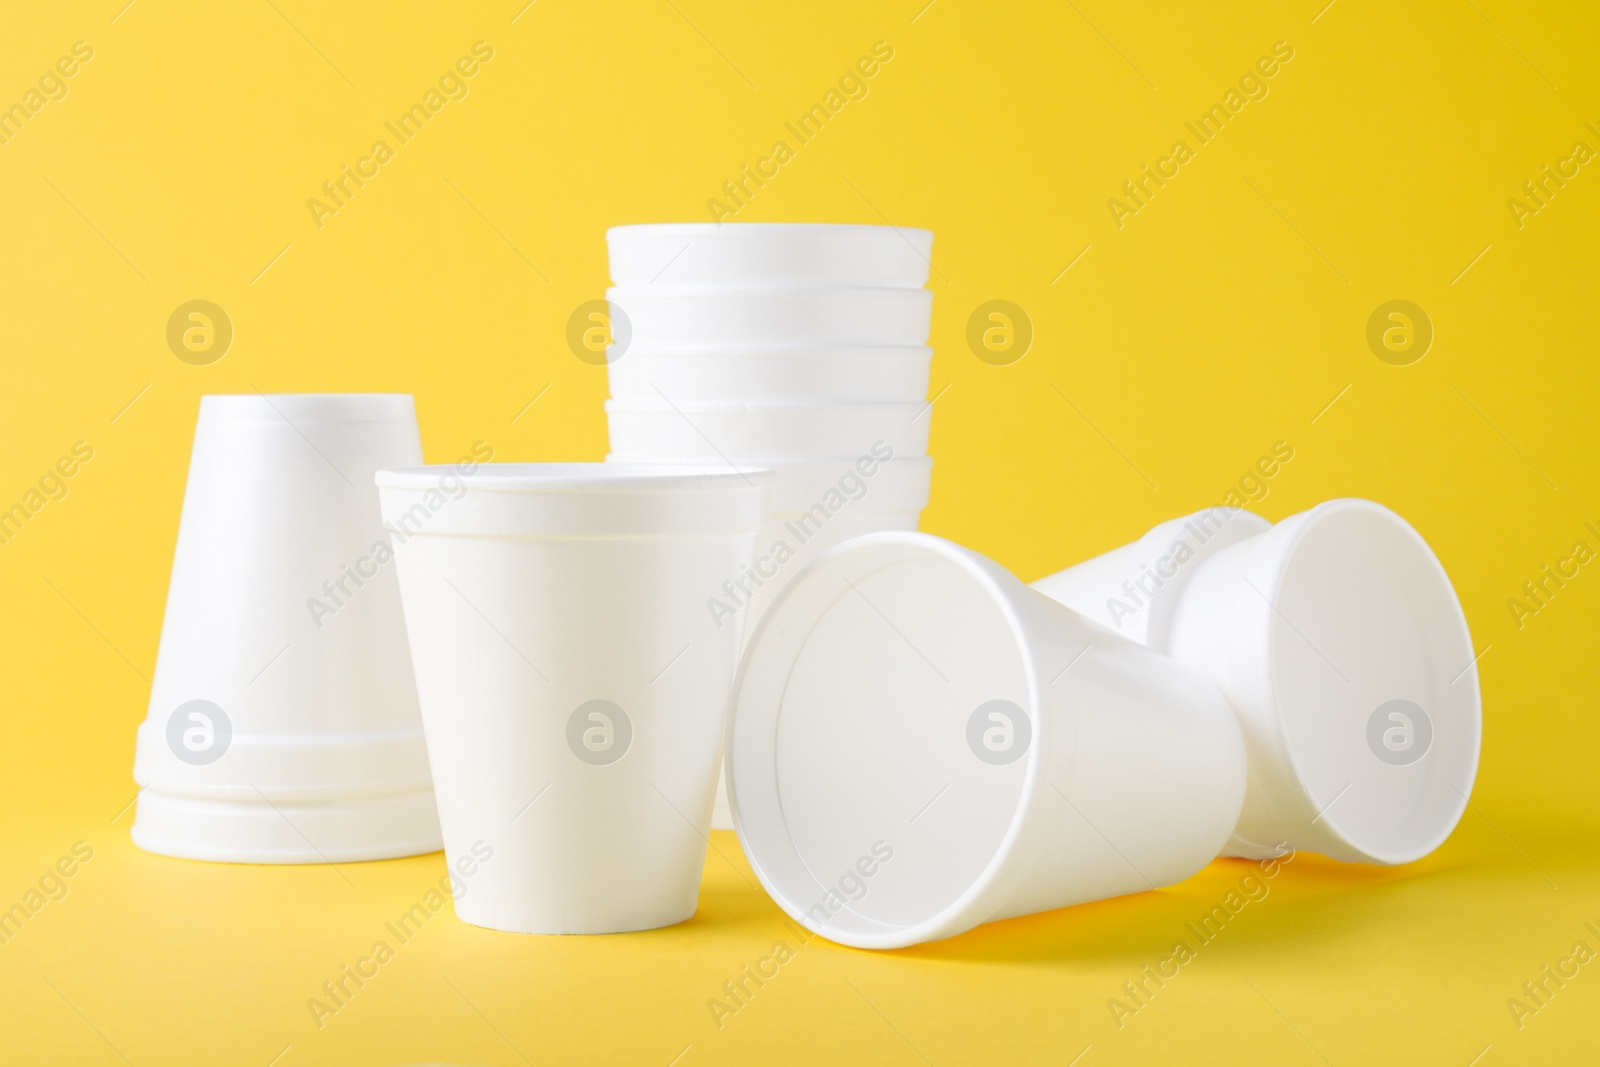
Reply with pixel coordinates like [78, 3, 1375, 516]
[454, 890, 698, 935]
[130, 786, 443, 863]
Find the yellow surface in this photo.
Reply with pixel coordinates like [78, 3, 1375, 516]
[2, 0, 1597, 1063]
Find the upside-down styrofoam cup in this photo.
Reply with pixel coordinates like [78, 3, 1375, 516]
[132, 394, 442, 863]
[607, 346, 933, 404]
[608, 287, 933, 347]
[1032, 500, 1482, 865]
[607, 223, 934, 289]
[728, 532, 1246, 949]
[606, 400, 930, 462]
[377, 464, 772, 934]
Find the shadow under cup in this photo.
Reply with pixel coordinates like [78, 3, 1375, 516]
[378, 463, 771, 935]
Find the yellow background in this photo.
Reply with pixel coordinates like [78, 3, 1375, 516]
[3, 0, 1597, 1063]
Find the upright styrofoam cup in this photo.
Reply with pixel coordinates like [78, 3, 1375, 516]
[606, 400, 930, 462]
[607, 346, 932, 403]
[132, 394, 442, 863]
[728, 531, 1246, 949]
[1032, 500, 1482, 865]
[609, 287, 933, 347]
[607, 223, 934, 288]
[378, 464, 772, 934]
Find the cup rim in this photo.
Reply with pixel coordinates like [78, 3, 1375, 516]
[606, 284, 933, 301]
[607, 344, 934, 360]
[604, 398, 928, 415]
[605, 453, 931, 472]
[375, 462, 773, 493]
[199, 393, 417, 423]
[1249, 498, 1481, 865]
[607, 222, 933, 242]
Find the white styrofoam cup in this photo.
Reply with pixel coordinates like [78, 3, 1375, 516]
[1032, 500, 1482, 865]
[378, 464, 771, 934]
[607, 223, 933, 289]
[132, 394, 442, 863]
[728, 531, 1246, 949]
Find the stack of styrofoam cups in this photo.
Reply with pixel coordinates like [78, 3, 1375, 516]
[603, 223, 937, 830]
[132, 394, 442, 862]
[1032, 500, 1482, 866]
[377, 464, 771, 934]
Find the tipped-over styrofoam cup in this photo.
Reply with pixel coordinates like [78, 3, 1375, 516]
[132, 394, 442, 863]
[606, 400, 929, 463]
[1032, 500, 1482, 865]
[728, 531, 1246, 949]
[607, 223, 934, 289]
[378, 464, 771, 934]
[607, 346, 933, 404]
[608, 287, 933, 347]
